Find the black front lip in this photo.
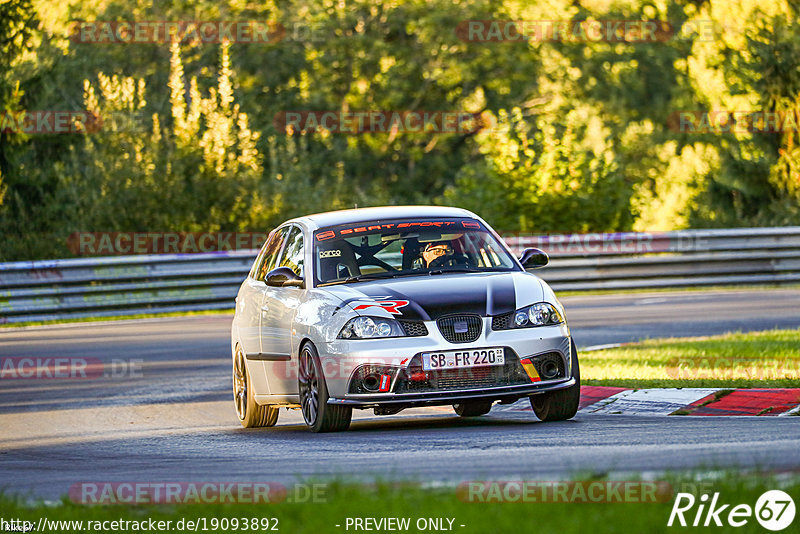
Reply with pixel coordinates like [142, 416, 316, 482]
[327, 377, 575, 406]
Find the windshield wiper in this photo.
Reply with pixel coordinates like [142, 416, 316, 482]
[351, 272, 401, 282]
[320, 272, 400, 286]
[428, 267, 485, 275]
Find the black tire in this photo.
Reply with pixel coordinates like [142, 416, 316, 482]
[233, 345, 279, 428]
[298, 342, 352, 433]
[530, 339, 580, 422]
[453, 401, 493, 417]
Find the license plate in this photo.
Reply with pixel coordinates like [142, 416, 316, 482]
[421, 348, 505, 371]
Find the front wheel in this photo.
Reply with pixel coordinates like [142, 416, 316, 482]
[298, 343, 352, 433]
[529, 339, 580, 422]
[233, 345, 279, 428]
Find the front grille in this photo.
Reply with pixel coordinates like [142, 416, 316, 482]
[437, 314, 482, 343]
[434, 366, 498, 390]
[399, 320, 428, 337]
[394, 350, 530, 393]
[491, 313, 513, 331]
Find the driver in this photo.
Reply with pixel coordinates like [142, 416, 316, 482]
[421, 241, 453, 268]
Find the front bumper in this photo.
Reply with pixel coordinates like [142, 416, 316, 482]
[319, 317, 573, 405]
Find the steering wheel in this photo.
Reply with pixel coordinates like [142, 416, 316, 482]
[429, 254, 470, 270]
[428, 256, 452, 269]
[450, 254, 470, 268]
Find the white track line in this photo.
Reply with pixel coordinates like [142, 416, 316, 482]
[581, 343, 623, 352]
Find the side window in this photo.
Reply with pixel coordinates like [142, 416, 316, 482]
[254, 227, 290, 281]
[250, 231, 275, 279]
[277, 226, 304, 278]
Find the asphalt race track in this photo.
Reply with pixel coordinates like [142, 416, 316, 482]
[1, 288, 799, 500]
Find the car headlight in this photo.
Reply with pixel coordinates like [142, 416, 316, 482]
[511, 303, 564, 328]
[338, 316, 405, 339]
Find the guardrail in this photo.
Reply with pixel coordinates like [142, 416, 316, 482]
[505, 226, 800, 291]
[1, 227, 799, 324]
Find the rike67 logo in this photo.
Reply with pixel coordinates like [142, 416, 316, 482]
[668, 490, 795, 531]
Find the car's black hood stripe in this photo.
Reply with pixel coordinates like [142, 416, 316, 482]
[335, 274, 518, 320]
[486, 274, 517, 316]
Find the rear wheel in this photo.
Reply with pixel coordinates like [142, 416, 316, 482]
[530, 340, 580, 422]
[453, 401, 492, 417]
[233, 345, 279, 428]
[298, 343, 352, 433]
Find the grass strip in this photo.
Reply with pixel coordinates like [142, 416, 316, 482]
[581, 329, 800, 389]
[1, 474, 797, 534]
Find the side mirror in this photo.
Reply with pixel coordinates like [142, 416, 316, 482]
[519, 248, 549, 269]
[265, 267, 304, 288]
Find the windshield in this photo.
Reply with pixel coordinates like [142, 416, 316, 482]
[313, 218, 518, 286]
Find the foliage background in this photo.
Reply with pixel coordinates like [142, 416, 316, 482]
[1, 0, 799, 260]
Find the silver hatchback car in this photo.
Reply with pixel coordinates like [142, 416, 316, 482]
[231, 206, 579, 432]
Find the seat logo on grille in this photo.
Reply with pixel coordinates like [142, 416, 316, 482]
[453, 321, 469, 334]
[437, 315, 482, 343]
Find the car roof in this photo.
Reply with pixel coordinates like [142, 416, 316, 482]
[288, 205, 479, 230]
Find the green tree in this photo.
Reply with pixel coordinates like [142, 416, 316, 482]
[238, 0, 538, 210]
[64, 41, 273, 235]
[0, 0, 39, 207]
[2, 0, 799, 261]
[685, 0, 800, 225]
[444, 106, 632, 233]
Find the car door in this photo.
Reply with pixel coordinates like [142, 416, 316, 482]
[261, 224, 306, 394]
[234, 228, 288, 395]
[238, 233, 276, 357]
